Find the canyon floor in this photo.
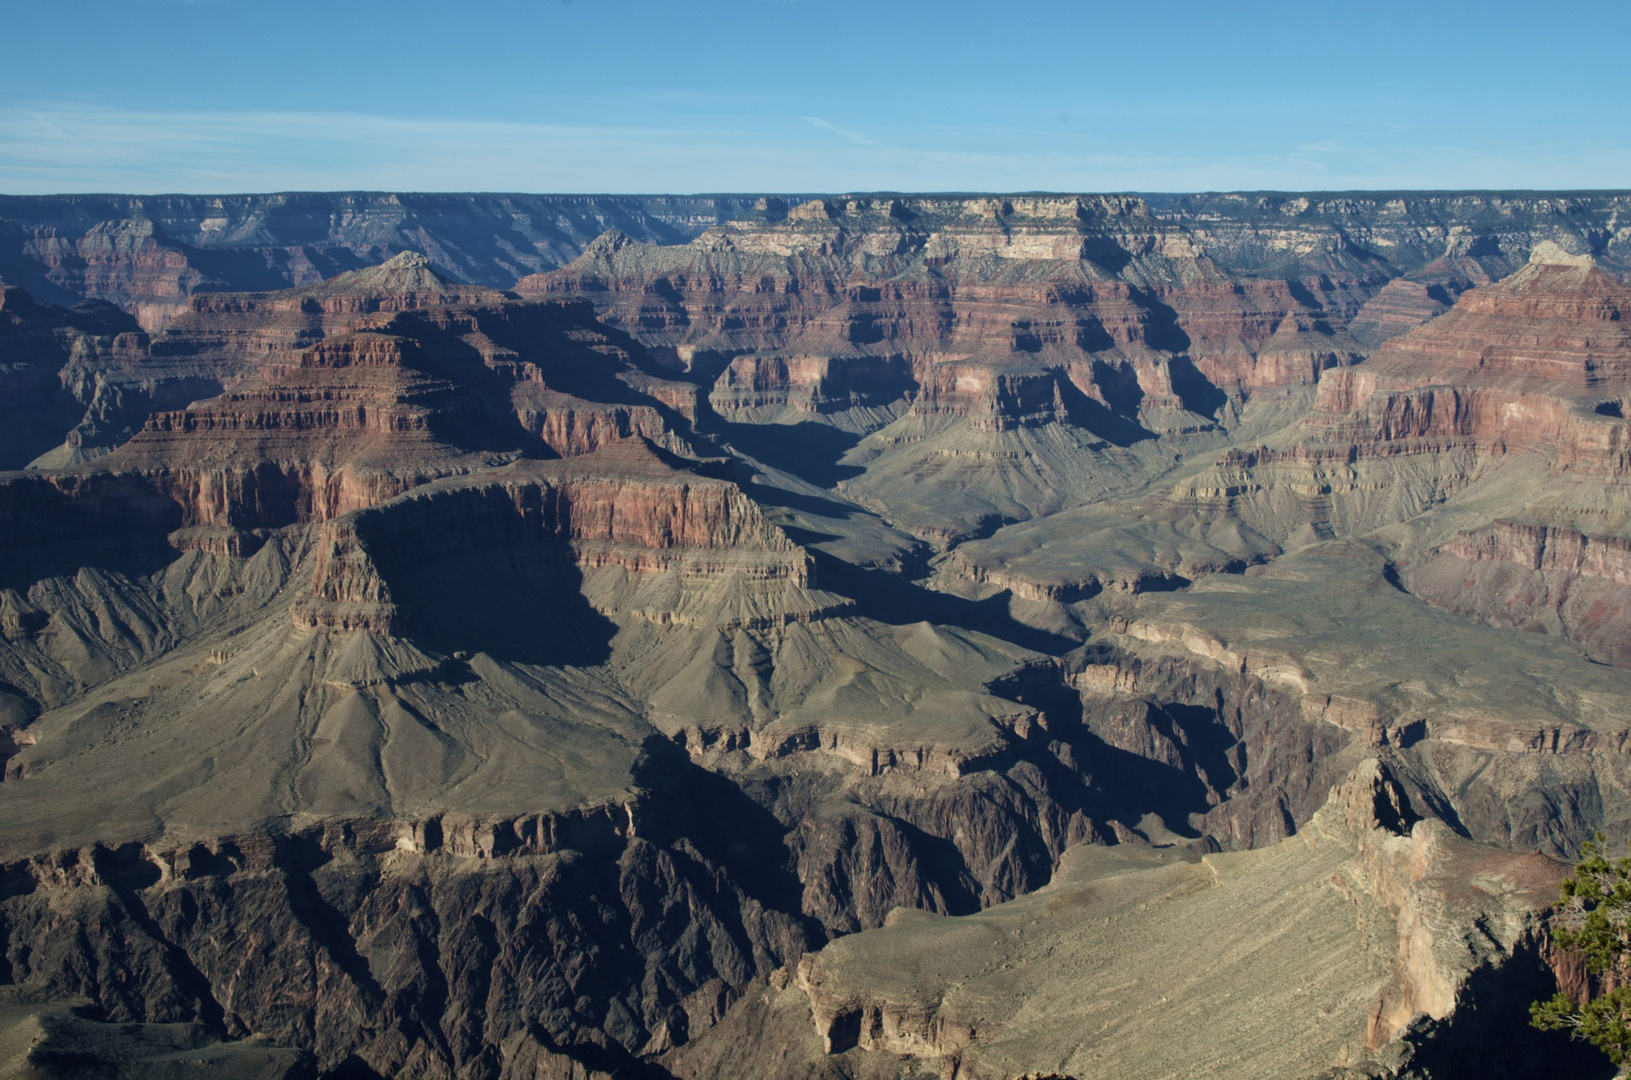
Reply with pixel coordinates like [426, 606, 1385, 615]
[0, 191, 1629, 1079]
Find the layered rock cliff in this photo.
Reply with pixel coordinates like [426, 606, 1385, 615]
[1299, 245, 1631, 471]
[0, 285, 149, 470]
[0, 194, 769, 330]
[1412, 520, 1631, 666]
[520, 196, 1362, 426]
[6, 191, 1627, 329]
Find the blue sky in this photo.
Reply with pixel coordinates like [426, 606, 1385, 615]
[2, 0, 1628, 194]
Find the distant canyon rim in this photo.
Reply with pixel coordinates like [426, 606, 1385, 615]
[0, 190, 1629, 1079]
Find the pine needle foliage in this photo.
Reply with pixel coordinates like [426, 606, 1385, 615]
[1532, 833, 1631, 1065]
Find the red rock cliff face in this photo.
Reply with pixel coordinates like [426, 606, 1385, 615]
[1348, 278, 1457, 347]
[93, 331, 496, 530]
[1353, 258, 1631, 393]
[1307, 373, 1583, 454]
[13, 253, 535, 465]
[907, 361, 1069, 431]
[709, 352, 914, 413]
[511, 390, 674, 456]
[0, 470, 183, 551]
[25, 258, 711, 525]
[296, 441, 809, 632]
[1447, 522, 1631, 586]
[1412, 521, 1631, 666]
[150, 252, 514, 386]
[1298, 248, 1631, 474]
[27, 218, 206, 331]
[522, 199, 1366, 433]
[390, 297, 701, 454]
[1161, 279, 1363, 394]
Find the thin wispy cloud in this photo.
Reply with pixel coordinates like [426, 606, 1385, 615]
[802, 116, 870, 145]
[15, 107, 120, 161]
[4, 103, 1630, 195]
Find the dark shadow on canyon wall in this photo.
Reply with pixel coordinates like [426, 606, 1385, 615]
[811, 551, 1081, 656]
[714, 420, 869, 490]
[1404, 937, 1616, 1079]
[390, 551, 618, 668]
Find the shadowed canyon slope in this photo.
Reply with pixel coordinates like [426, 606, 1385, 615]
[0, 192, 1629, 1079]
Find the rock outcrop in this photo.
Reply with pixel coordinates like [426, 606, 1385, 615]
[1134, 242, 1631, 576]
[0, 285, 149, 469]
[0, 989, 315, 1080]
[1149, 191, 1631, 281]
[293, 439, 821, 634]
[748, 760, 1583, 1080]
[10, 257, 711, 545]
[100, 330, 504, 532]
[0, 783, 812, 1079]
[28, 215, 210, 331]
[16, 252, 519, 467]
[1296, 244, 1631, 473]
[1412, 520, 1631, 666]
